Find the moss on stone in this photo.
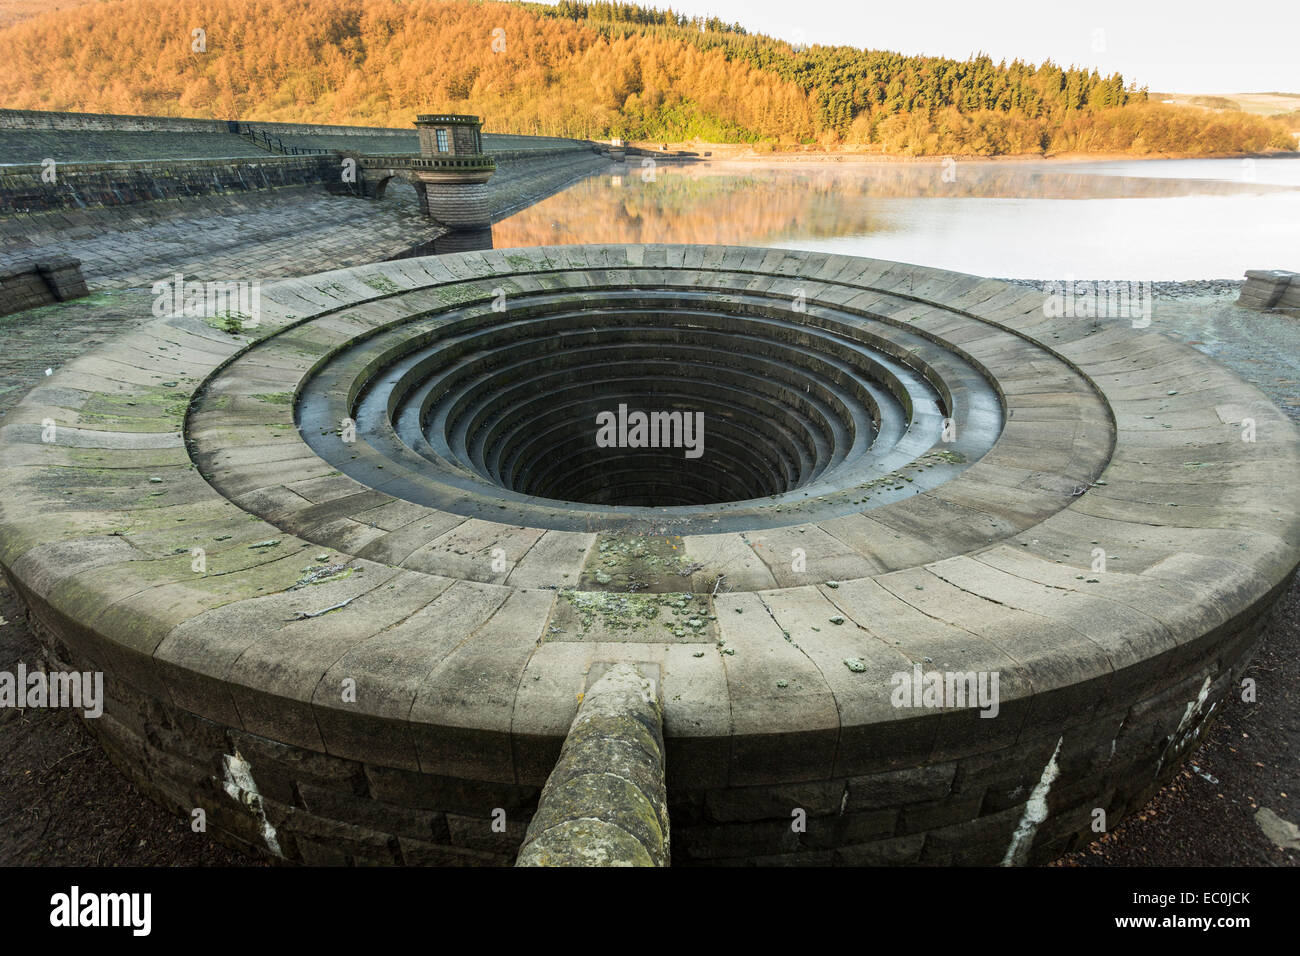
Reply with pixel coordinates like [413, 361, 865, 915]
[361, 275, 402, 294]
[581, 532, 697, 591]
[78, 386, 190, 432]
[251, 392, 294, 405]
[202, 311, 252, 335]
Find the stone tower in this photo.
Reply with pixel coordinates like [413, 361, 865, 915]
[416, 114, 485, 156]
[409, 114, 496, 228]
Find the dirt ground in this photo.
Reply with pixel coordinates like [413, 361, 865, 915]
[0, 284, 1296, 866]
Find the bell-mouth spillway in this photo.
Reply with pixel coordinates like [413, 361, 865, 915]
[2, 244, 1296, 867]
[292, 287, 1007, 533]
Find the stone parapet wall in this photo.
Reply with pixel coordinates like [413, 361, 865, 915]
[0, 130, 272, 165]
[487, 146, 597, 163]
[0, 108, 413, 138]
[0, 145, 603, 220]
[483, 148, 609, 221]
[4, 561, 1275, 866]
[357, 146, 608, 225]
[1, 109, 590, 151]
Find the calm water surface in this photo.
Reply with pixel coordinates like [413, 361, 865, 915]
[492, 156, 1300, 279]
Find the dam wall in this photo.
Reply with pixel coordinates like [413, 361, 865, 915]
[0, 108, 603, 222]
[0, 155, 338, 216]
[0, 108, 588, 162]
[0, 146, 605, 222]
[1, 107, 417, 137]
[0, 111, 609, 287]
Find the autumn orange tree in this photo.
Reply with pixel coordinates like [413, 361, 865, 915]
[0, 0, 815, 139]
[0, 0, 1290, 154]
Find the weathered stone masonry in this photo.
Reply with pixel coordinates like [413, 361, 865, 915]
[0, 255, 87, 315]
[517, 663, 670, 866]
[1238, 269, 1300, 312]
[0, 109, 606, 225]
[1, 245, 1296, 866]
[0, 156, 338, 217]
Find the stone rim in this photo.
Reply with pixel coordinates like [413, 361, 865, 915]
[283, 283, 1014, 529]
[1, 244, 1297, 862]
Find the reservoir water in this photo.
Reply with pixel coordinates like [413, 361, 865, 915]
[492, 156, 1300, 279]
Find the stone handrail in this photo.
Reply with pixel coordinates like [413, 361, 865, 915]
[516, 663, 670, 867]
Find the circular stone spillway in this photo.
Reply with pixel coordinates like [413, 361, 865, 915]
[1, 244, 1297, 866]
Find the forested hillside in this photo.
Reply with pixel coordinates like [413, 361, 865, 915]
[0, 0, 1290, 155]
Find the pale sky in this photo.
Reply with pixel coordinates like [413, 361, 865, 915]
[542, 0, 1300, 94]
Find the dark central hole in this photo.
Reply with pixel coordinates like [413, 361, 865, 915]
[296, 295, 987, 529]
[511, 399, 786, 507]
[411, 311, 879, 510]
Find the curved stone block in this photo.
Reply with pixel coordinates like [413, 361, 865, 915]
[517, 663, 669, 866]
[1, 244, 1296, 866]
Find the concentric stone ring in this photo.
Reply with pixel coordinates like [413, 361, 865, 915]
[1, 244, 1296, 866]
[289, 284, 1007, 531]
